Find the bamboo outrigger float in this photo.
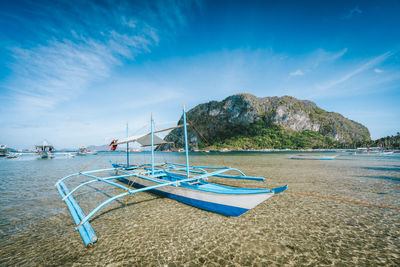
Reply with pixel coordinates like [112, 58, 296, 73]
[56, 106, 287, 247]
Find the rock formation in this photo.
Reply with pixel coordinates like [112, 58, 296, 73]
[162, 93, 370, 149]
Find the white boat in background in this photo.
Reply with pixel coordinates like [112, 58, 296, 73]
[0, 145, 8, 157]
[290, 154, 337, 160]
[76, 146, 98, 155]
[35, 141, 55, 159]
[354, 147, 395, 156]
[6, 153, 19, 159]
[76, 146, 88, 156]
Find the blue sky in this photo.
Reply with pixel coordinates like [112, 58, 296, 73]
[0, 0, 399, 149]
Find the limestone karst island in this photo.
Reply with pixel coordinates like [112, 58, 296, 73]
[162, 94, 372, 151]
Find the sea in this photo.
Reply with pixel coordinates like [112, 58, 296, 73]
[0, 151, 399, 266]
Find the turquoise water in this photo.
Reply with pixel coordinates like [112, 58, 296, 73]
[1, 152, 399, 265]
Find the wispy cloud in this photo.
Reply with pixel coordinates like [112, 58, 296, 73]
[311, 48, 348, 68]
[288, 48, 347, 77]
[8, 40, 115, 109]
[344, 6, 362, 19]
[316, 51, 393, 90]
[289, 69, 304, 76]
[374, 68, 384, 73]
[2, 0, 199, 111]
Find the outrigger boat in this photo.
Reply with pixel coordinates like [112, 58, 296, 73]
[55, 106, 288, 247]
[35, 141, 54, 159]
[76, 146, 88, 156]
[354, 147, 394, 156]
[290, 154, 337, 160]
[6, 153, 19, 158]
[0, 145, 8, 157]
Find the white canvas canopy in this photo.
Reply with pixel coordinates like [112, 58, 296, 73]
[110, 124, 185, 150]
[114, 124, 185, 147]
[116, 133, 165, 147]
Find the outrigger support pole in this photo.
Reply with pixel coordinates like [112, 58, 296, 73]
[56, 166, 269, 247]
[75, 168, 232, 230]
[183, 105, 190, 178]
[62, 173, 144, 201]
[151, 113, 154, 175]
[164, 162, 265, 181]
[126, 122, 129, 168]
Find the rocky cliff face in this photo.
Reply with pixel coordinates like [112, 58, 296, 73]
[163, 94, 370, 149]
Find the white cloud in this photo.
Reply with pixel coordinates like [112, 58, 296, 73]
[8, 40, 115, 109]
[317, 51, 393, 90]
[311, 48, 348, 68]
[289, 69, 304, 76]
[374, 68, 384, 73]
[288, 48, 347, 77]
[3, 1, 198, 111]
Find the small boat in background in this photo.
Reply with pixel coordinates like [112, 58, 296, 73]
[290, 154, 337, 160]
[6, 153, 19, 159]
[35, 141, 55, 159]
[354, 147, 394, 156]
[76, 146, 88, 156]
[0, 145, 9, 157]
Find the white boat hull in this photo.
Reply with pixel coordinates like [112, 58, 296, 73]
[119, 175, 274, 217]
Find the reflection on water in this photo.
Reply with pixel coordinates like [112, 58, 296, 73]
[361, 166, 400, 172]
[356, 175, 400, 181]
[0, 152, 399, 265]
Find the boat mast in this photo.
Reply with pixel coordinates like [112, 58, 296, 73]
[151, 113, 154, 175]
[126, 122, 129, 168]
[183, 105, 190, 178]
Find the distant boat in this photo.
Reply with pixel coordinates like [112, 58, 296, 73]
[35, 141, 54, 159]
[290, 154, 337, 160]
[76, 146, 88, 156]
[0, 145, 8, 157]
[6, 153, 18, 158]
[354, 147, 394, 156]
[381, 151, 394, 155]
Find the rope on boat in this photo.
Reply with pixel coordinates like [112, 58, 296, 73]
[153, 119, 224, 167]
[78, 152, 106, 173]
[287, 190, 400, 210]
[153, 121, 179, 164]
[150, 117, 227, 169]
[124, 168, 144, 207]
[186, 118, 227, 167]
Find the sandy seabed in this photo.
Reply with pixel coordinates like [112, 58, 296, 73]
[0, 152, 399, 266]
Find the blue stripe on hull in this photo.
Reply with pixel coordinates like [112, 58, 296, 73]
[118, 178, 248, 217]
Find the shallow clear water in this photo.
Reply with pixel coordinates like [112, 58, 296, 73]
[0, 152, 399, 265]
